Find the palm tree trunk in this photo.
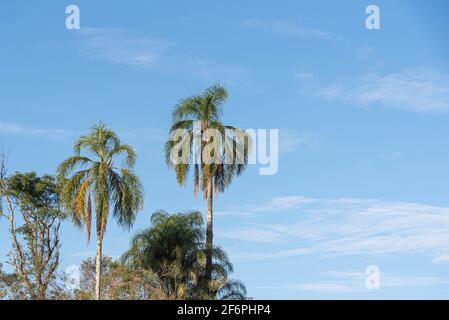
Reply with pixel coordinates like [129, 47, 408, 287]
[95, 233, 103, 300]
[205, 178, 213, 282]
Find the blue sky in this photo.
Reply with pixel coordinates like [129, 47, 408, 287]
[1, 0, 449, 299]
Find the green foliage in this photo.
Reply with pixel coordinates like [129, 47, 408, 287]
[0, 116, 251, 300]
[6, 173, 64, 238]
[74, 256, 158, 300]
[0, 263, 27, 300]
[6, 172, 60, 212]
[57, 123, 144, 240]
[164, 85, 251, 288]
[122, 210, 247, 300]
[164, 84, 251, 197]
[57, 123, 144, 300]
[123, 210, 203, 271]
[3, 172, 64, 299]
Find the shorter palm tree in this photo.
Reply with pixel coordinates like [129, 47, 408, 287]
[57, 123, 144, 300]
[122, 210, 246, 300]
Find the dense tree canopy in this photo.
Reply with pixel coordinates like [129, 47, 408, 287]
[0, 171, 64, 300]
[74, 256, 158, 300]
[1, 113, 248, 301]
[122, 210, 247, 300]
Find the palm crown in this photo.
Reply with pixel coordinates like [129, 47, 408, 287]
[164, 85, 251, 198]
[58, 123, 144, 240]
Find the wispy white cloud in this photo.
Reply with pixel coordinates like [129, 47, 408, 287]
[218, 196, 449, 261]
[0, 122, 75, 139]
[326, 271, 449, 288]
[242, 19, 339, 40]
[379, 151, 403, 160]
[294, 72, 316, 81]
[119, 127, 166, 144]
[75, 28, 249, 84]
[317, 67, 449, 112]
[433, 254, 449, 265]
[288, 282, 357, 294]
[355, 47, 375, 61]
[271, 271, 449, 294]
[216, 227, 283, 243]
[253, 195, 316, 212]
[0, 122, 166, 147]
[279, 130, 318, 153]
[217, 195, 316, 216]
[79, 27, 172, 68]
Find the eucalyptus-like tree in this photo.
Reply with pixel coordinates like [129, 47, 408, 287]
[164, 85, 251, 283]
[0, 169, 64, 300]
[57, 123, 144, 300]
[74, 256, 158, 300]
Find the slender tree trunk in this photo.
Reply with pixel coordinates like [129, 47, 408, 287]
[205, 178, 213, 283]
[95, 233, 103, 300]
[37, 285, 46, 300]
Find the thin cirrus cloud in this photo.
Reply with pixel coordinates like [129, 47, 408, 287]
[215, 227, 283, 244]
[294, 72, 316, 81]
[433, 254, 449, 264]
[75, 27, 249, 85]
[216, 195, 316, 216]
[242, 19, 339, 40]
[0, 121, 165, 148]
[265, 271, 449, 294]
[317, 67, 449, 113]
[278, 130, 318, 153]
[0, 122, 75, 139]
[217, 196, 449, 262]
[78, 27, 172, 68]
[379, 151, 403, 161]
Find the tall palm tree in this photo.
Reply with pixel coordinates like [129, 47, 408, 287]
[57, 123, 144, 300]
[164, 85, 251, 284]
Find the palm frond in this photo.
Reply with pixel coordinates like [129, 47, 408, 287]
[109, 168, 144, 229]
[57, 156, 93, 179]
[108, 144, 137, 169]
[171, 97, 202, 122]
[217, 279, 247, 300]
